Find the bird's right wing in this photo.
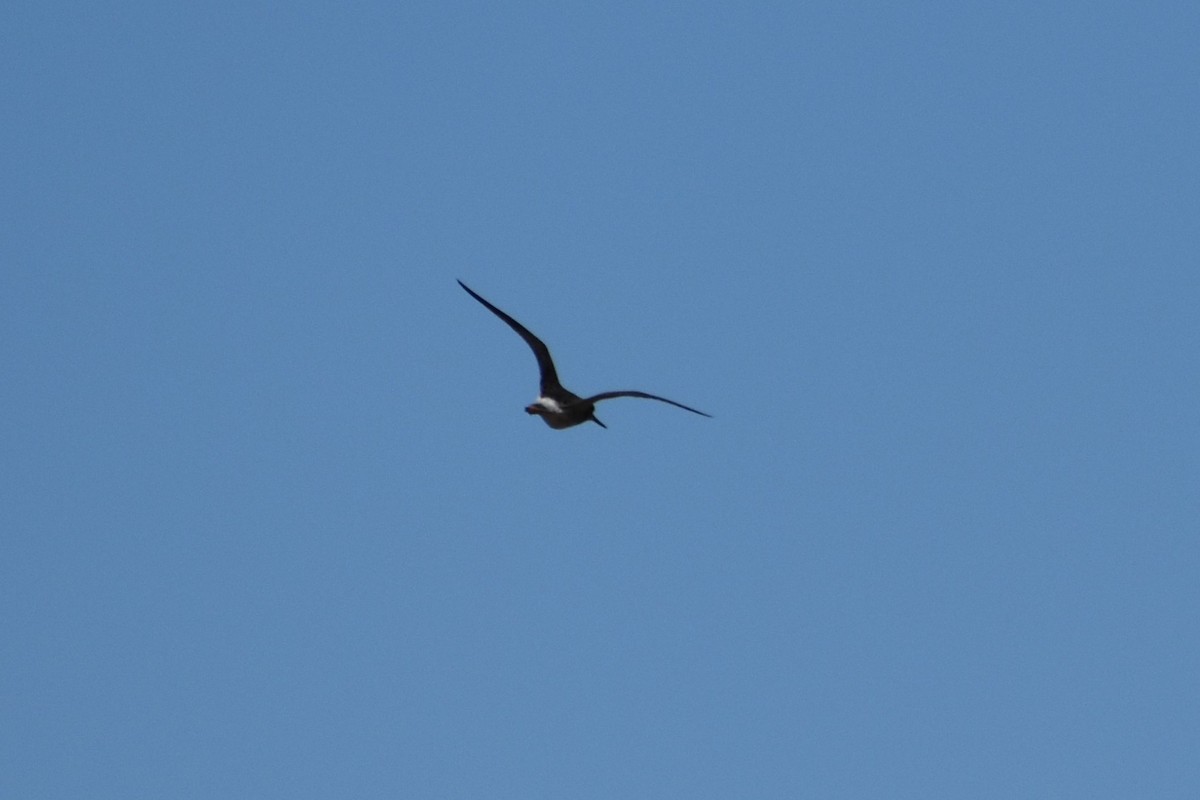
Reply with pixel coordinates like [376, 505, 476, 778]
[458, 280, 560, 393]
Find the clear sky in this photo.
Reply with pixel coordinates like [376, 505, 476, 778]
[3, 2, 1197, 797]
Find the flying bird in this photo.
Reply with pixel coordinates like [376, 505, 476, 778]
[458, 280, 712, 430]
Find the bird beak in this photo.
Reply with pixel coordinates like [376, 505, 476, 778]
[524, 404, 540, 415]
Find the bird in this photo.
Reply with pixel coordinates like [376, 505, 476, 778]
[457, 279, 712, 430]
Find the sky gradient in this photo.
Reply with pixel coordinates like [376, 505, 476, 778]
[3, 2, 1198, 797]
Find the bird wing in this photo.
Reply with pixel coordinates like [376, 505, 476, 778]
[576, 390, 712, 418]
[458, 280, 560, 393]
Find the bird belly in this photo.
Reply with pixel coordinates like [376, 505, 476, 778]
[541, 414, 579, 429]
[532, 396, 591, 429]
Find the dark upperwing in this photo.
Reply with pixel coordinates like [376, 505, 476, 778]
[578, 390, 712, 418]
[458, 280, 561, 394]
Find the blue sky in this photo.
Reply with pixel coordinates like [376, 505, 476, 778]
[3, 2, 1197, 797]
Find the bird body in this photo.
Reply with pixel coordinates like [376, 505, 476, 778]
[457, 280, 711, 430]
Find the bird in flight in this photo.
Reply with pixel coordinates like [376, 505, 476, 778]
[458, 280, 712, 430]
